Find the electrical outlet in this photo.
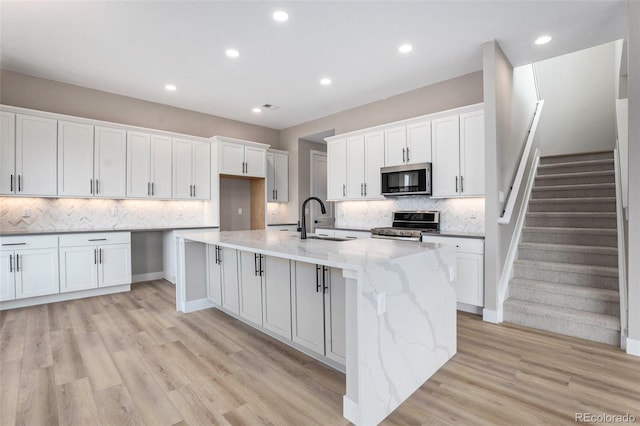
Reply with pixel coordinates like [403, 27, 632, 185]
[238, 208, 243, 215]
[449, 266, 457, 282]
[110, 207, 118, 217]
[499, 191, 505, 202]
[22, 208, 30, 218]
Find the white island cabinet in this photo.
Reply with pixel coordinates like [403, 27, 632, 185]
[176, 229, 457, 426]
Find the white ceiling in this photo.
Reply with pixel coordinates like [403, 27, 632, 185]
[0, 1, 629, 130]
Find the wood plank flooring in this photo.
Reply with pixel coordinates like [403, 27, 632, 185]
[1, 280, 639, 425]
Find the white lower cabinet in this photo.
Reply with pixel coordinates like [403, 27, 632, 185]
[239, 251, 264, 326]
[291, 261, 346, 364]
[261, 256, 292, 339]
[421, 235, 484, 307]
[219, 247, 240, 314]
[59, 232, 131, 293]
[207, 245, 223, 305]
[0, 236, 59, 301]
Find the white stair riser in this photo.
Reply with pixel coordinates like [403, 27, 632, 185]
[539, 152, 614, 165]
[535, 174, 614, 187]
[525, 216, 616, 229]
[528, 201, 615, 213]
[537, 162, 613, 175]
[531, 187, 615, 199]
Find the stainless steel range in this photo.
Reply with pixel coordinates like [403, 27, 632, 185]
[371, 211, 440, 241]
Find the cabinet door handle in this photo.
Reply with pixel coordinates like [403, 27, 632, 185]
[254, 253, 258, 276]
[147, 182, 151, 196]
[17, 175, 22, 192]
[99, 248, 103, 264]
[272, 190, 275, 199]
[460, 176, 464, 193]
[360, 183, 363, 196]
[275, 189, 277, 200]
[455, 176, 458, 192]
[10, 174, 13, 192]
[96, 179, 99, 194]
[364, 183, 367, 197]
[259, 254, 263, 276]
[343, 184, 346, 197]
[322, 265, 328, 293]
[2, 242, 26, 246]
[315, 265, 321, 293]
[88, 238, 107, 241]
[406, 147, 410, 163]
[151, 182, 154, 196]
[94, 248, 97, 265]
[15, 254, 20, 272]
[9, 254, 13, 273]
[90, 179, 94, 194]
[216, 246, 222, 264]
[193, 185, 196, 198]
[402, 148, 406, 163]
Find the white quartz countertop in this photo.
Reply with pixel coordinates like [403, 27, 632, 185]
[0, 226, 219, 237]
[178, 229, 444, 271]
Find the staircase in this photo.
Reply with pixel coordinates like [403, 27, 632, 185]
[504, 151, 621, 346]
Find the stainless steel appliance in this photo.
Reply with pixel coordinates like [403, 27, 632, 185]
[381, 162, 431, 196]
[371, 210, 439, 241]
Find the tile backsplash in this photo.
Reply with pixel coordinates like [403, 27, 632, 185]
[0, 198, 205, 232]
[335, 197, 485, 233]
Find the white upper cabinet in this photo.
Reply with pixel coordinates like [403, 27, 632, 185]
[432, 110, 484, 198]
[344, 131, 384, 200]
[15, 114, 58, 196]
[267, 150, 288, 202]
[327, 138, 347, 201]
[0, 112, 16, 195]
[459, 110, 485, 197]
[128, 131, 172, 198]
[172, 138, 211, 200]
[218, 138, 268, 178]
[94, 126, 127, 198]
[58, 122, 126, 198]
[385, 121, 431, 167]
[58, 120, 94, 197]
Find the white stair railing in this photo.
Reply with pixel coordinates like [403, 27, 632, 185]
[498, 100, 544, 225]
[614, 147, 628, 349]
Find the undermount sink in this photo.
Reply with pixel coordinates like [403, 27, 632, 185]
[304, 235, 350, 242]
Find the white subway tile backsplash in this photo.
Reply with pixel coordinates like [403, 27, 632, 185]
[0, 197, 205, 231]
[335, 197, 484, 233]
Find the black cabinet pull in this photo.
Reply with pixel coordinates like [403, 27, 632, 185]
[216, 246, 222, 264]
[17, 175, 22, 192]
[95, 179, 99, 194]
[455, 176, 458, 192]
[99, 248, 103, 264]
[151, 182, 155, 196]
[2, 242, 26, 246]
[402, 148, 406, 163]
[322, 266, 328, 293]
[406, 147, 410, 163]
[88, 238, 107, 241]
[10, 174, 13, 192]
[275, 189, 277, 200]
[259, 254, 264, 276]
[315, 265, 321, 293]
[254, 253, 258, 276]
[15, 254, 20, 272]
[460, 176, 464, 193]
[94, 248, 97, 265]
[9, 254, 13, 273]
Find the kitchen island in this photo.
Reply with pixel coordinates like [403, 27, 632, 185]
[175, 230, 457, 425]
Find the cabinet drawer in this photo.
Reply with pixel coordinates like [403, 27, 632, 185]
[0, 236, 58, 250]
[314, 229, 335, 238]
[59, 232, 131, 247]
[333, 230, 371, 240]
[421, 235, 484, 254]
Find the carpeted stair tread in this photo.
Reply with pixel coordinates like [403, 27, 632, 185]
[529, 197, 616, 205]
[503, 299, 620, 330]
[539, 151, 613, 165]
[513, 259, 618, 277]
[518, 242, 617, 256]
[535, 170, 614, 180]
[537, 158, 613, 170]
[521, 226, 616, 236]
[509, 278, 620, 302]
[532, 182, 614, 191]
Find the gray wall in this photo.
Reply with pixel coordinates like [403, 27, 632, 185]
[0, 70, 280, 144]
[627, 0, 640, 348]
[219, 177, 251, 231]
[279, 71, 484, 223]
[297, 138, 327, 218]
[535, 42, 617, 156]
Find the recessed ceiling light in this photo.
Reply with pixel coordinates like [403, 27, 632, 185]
[535, 35, 552, 45]
[273, 10, 289, 22]
[164, 84, 176, 91]
[225, 49, 240, 58]
[252, 107, 262, 113]
[398, 44, 413, 53]
[320, 78, 332, 86]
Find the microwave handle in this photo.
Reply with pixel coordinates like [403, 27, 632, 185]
[406, 147, 410, 163]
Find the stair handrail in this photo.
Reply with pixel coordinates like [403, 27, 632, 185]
[498, 100, 544, 225]
[614, 146, 628, 349]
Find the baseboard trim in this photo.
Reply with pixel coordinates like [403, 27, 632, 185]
[132, 272, 165, 283]
[457, 302, 483, 315]
[343, 396, 361, 426]
[626, 338, 640, 356]
[0, 284, 131, 311]
[483, 308, 503, 324]
[184, 298, 215, 313]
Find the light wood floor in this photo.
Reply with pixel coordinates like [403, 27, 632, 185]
[1, 280, 639, 425]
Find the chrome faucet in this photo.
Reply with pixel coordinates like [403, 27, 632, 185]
[300, 196, 327, 239]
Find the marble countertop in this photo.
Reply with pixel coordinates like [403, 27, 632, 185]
[314, 225, 484, 239]
[0, 225, 219, 237]
[178, 229, 445, 271]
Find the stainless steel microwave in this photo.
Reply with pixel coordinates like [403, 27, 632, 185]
[381, 162, 432, 196]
